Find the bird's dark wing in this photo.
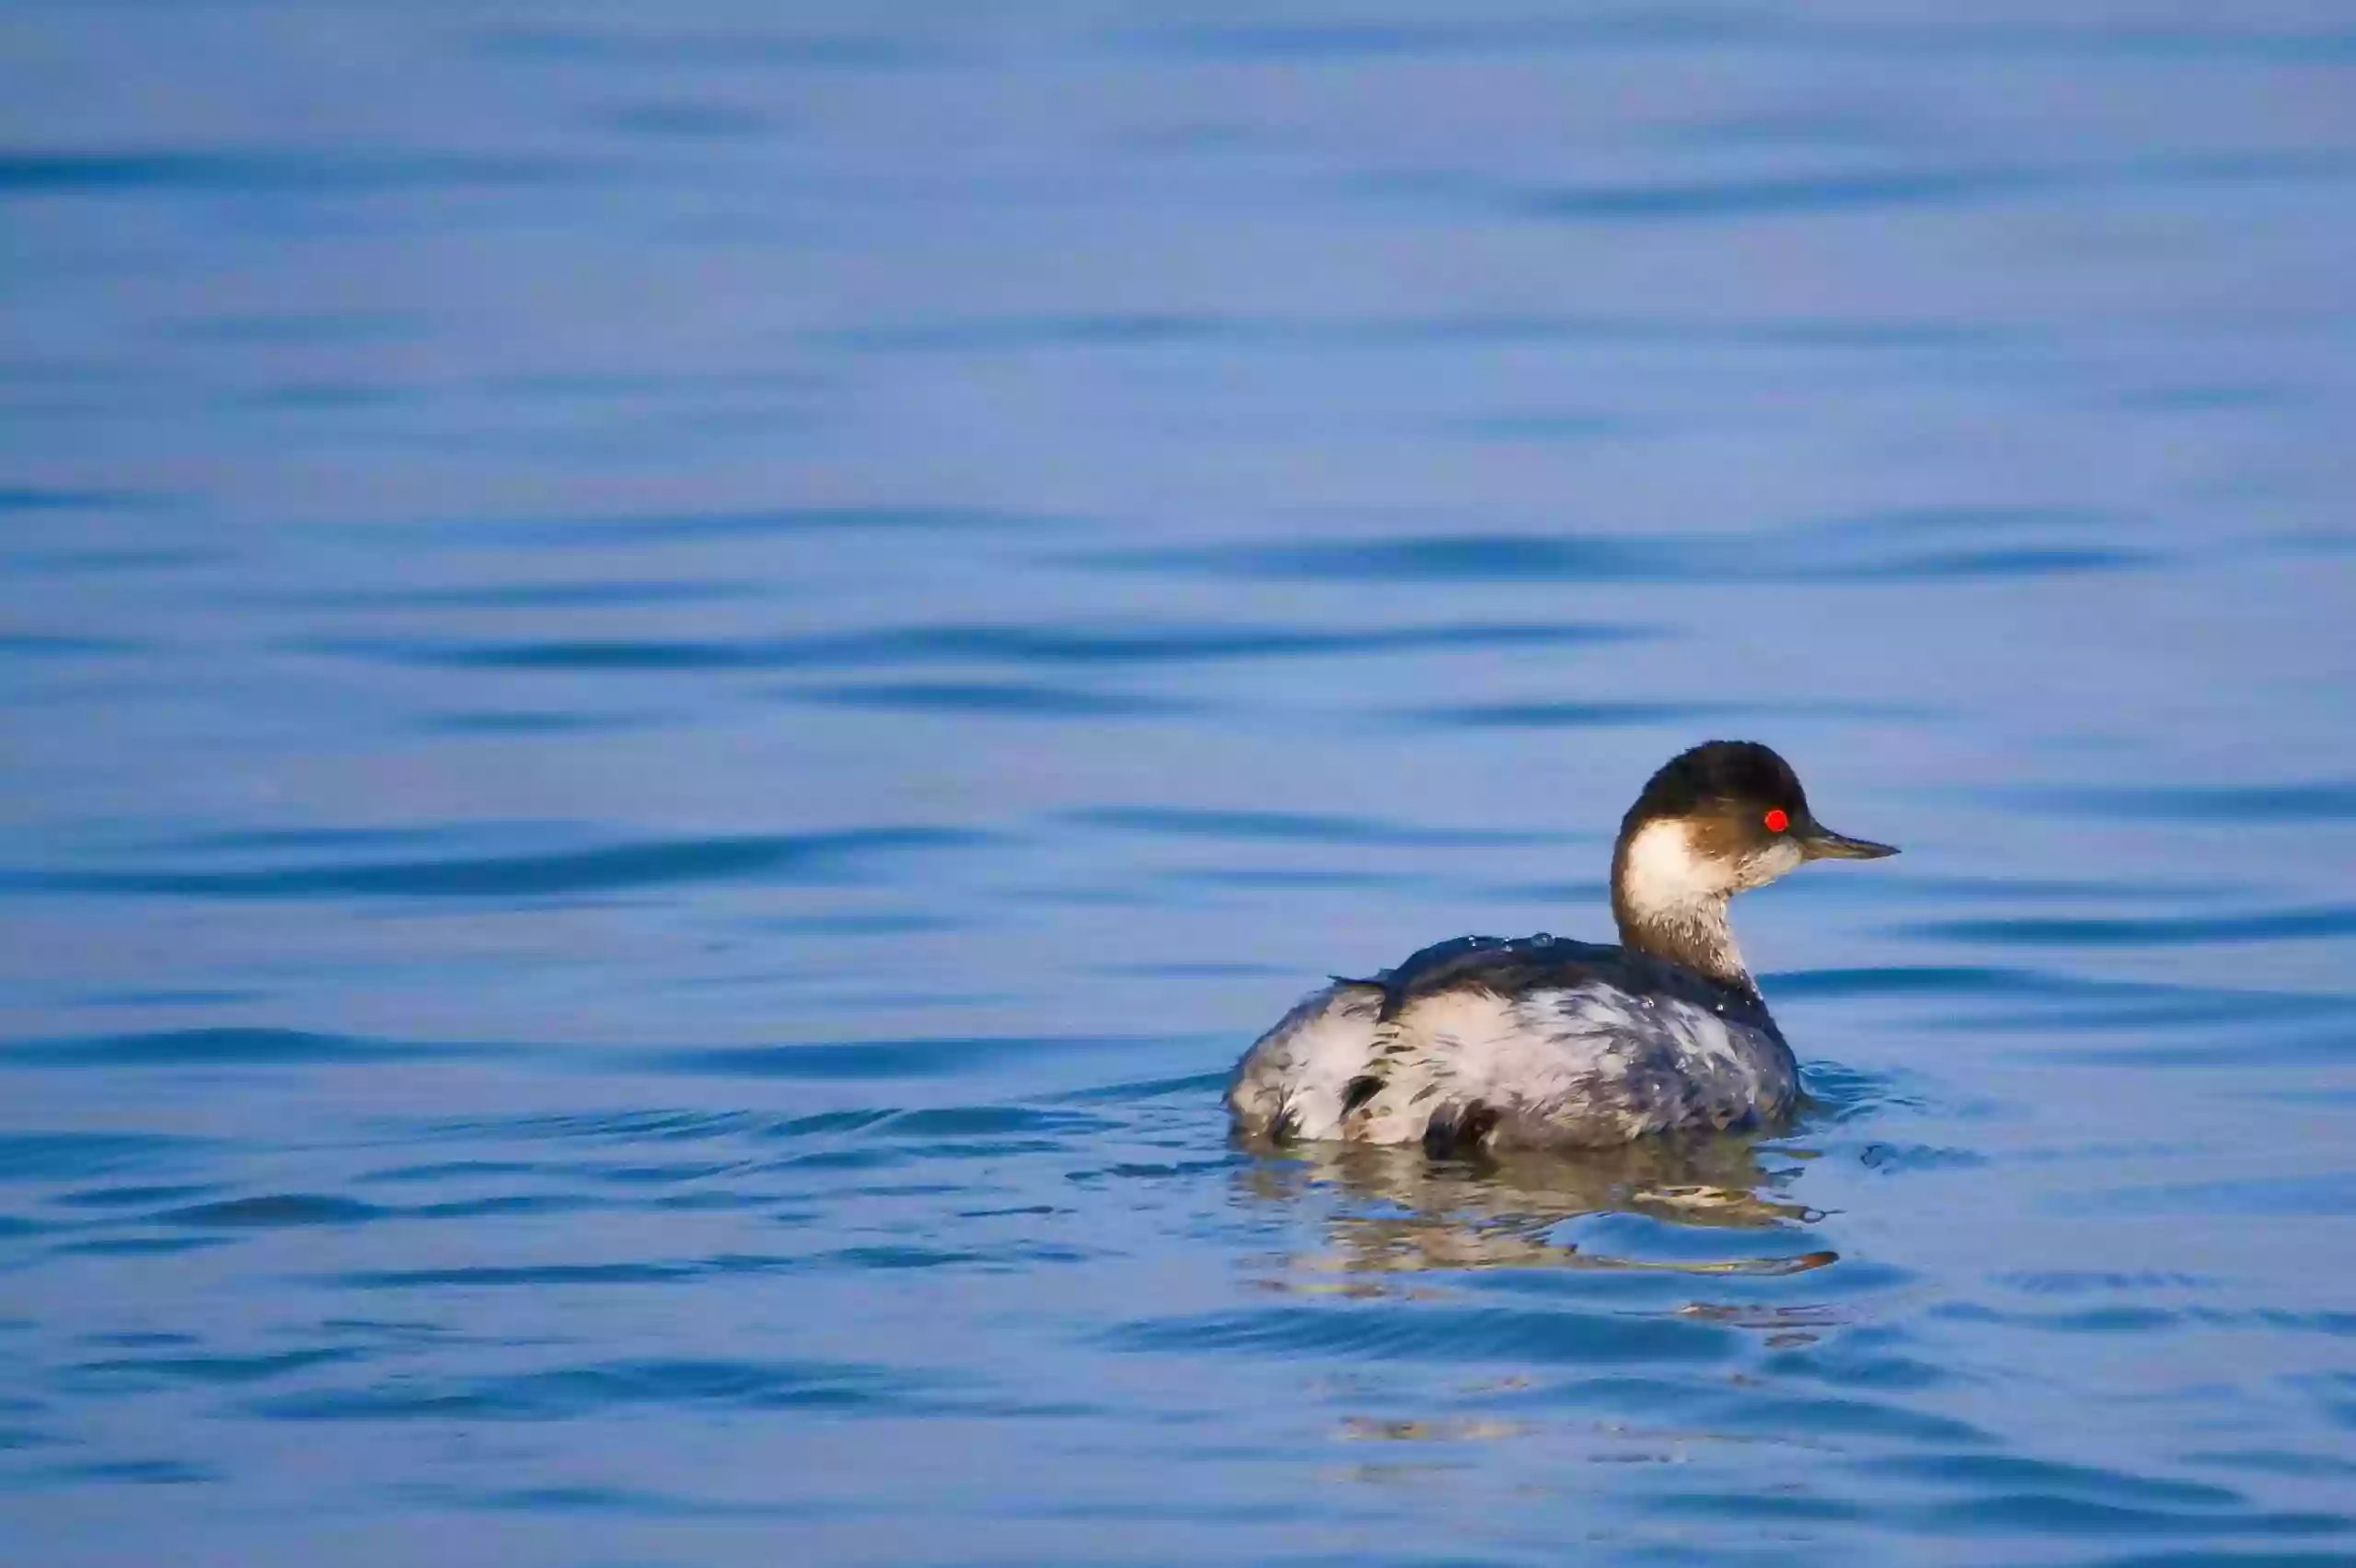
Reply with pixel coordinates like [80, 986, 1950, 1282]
[1370, 933, 1662, 1022]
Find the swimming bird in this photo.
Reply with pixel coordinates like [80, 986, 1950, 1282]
[1226, 741, 1895, 1153]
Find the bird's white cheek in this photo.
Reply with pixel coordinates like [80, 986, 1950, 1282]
[1621, 819, 1729, 912]
[1741, 838, 1806, 889]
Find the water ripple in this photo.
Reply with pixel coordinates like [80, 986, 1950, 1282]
[0, 148, 602, 196]
[1132, 18, 2356, 63]
[1080, 511, 2154, 586]
[463, 505, 1065, 547]
[0, 1133, 206, 1182]
[1408, 698, 1743, 730]
[421, 1482, 804, 1517]
[1904, 907, 2356, 947]
[811, 310, 2013, 354]
[334, 1260, 791, 1289]
[0, 634, 143, 661]
[65, 1348, 358, 1389]
[1526, 166, 2033, 221]
[2015, 783, 2356, 823]
[0, 487, 149, 512]
[2083, 1544, 2356, 1553]
[1109, 1305, 1734, 1364]
[0, 826, 984, 901]
[4, 1028, 493, 1067]
[32, 1458, 216, 1487]
[155, 1195, 386, 1228]
[1069, 806, 1572, 848]
[474, 29, 936, 69]
[307, 619, 1646, 672]
[786, 682, 1191, 717]
[248, 1357, 943, 1422]
[642, 1034, 1166, 1081]
[1375, 153, 2356, 225]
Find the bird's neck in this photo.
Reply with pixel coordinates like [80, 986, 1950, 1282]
[1610, 818, 1752, 988]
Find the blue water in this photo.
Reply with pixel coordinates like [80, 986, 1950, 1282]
[5, 4, 2356, 1564]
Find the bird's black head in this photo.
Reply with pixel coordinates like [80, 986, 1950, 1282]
[1624, 740, 1810, 836]
[1617, 739, 1898, 887]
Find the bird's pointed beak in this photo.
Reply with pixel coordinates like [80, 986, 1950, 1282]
[1799, 824, 1899, 860]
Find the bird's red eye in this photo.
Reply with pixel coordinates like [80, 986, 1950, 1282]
[1763, 808, 1789, 833]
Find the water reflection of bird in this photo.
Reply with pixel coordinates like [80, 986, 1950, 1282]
[1233, 1134, 1837, 1283]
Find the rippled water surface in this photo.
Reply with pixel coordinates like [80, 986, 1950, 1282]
[6, 4, 2356, 1564]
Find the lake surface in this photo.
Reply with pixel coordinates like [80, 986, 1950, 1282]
[5, 4, 2356, 1564]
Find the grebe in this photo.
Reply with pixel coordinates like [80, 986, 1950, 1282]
[1227, 741, 1896, 1153]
